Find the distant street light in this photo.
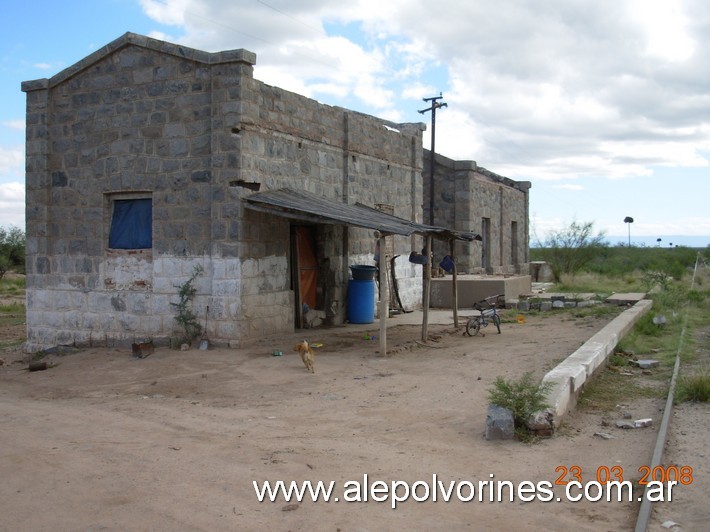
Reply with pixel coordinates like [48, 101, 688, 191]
[624, 216, 634, 247]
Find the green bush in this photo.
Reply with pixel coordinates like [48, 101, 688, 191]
[0, 254, 9, 280]
[488, 372, 553, 434]
[533, 220, 607, 282]
[171, 264, 204, 345]
[633, 312, 665, 337]
[0, 226, 25, 273]
[532, 244, 702, 280]
[676, 366, 710, 403]
[0, 275, 25, 296]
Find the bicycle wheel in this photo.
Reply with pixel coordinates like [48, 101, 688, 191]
[492, 314, 501, 334]
[466, 318, 481, 336]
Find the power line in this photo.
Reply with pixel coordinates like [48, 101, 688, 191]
[254, 0, 324, 35]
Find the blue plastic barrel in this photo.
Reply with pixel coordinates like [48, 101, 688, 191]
[347, 279, 376, 324]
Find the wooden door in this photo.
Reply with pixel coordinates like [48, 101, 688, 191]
[292, 226, 318, 327]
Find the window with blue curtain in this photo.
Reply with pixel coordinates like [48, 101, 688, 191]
[108, 198, 152, 249]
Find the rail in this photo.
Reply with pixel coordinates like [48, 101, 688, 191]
[634, 253, 704, 532]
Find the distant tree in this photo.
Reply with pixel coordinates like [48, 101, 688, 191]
[0, 226, 25, 273]
[537, 220, 607, 282]
[624, 216, 634, 247]
[0, 254, 9, 280]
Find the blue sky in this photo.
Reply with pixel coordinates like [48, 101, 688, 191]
[2, 0, 709, 246]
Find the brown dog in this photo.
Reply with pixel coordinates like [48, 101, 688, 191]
[293, 340, 315, 373]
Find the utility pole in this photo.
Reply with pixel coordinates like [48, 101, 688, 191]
[419, 94, 446, 342]
[419, 93, 447, 226]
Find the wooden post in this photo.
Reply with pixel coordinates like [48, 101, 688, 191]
[450, 238, 459, 328]
[378, 233, 388, 355]
[422, 234, 432, 342]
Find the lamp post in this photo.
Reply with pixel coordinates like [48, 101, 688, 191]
[419, 93, 447, 225]
[624, 216, 634, 247]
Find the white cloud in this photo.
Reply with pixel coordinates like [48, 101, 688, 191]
[139, 0, 192, 27]
[629, 0, 696, 62]
[0, 146, 23, 176]
[600, 217, 710, 238]
[0, 181, 24, 201]
[2, 120, 25, 131]
[44, 0, 700, 239]
[0, 182, 25, 230]
[134, 0, 710, 210]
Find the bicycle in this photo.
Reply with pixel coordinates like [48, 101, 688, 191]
[464, 294, 503, 336]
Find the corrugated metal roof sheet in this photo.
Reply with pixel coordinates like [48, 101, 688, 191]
[243, 188, 480, 241]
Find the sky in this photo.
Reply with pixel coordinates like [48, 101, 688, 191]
[1, 0, 709, 247]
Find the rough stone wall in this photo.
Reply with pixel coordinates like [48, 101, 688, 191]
[228, 80, 426, 329]
[23, 34, 257, 351]
[22, 33, 426, 351]
[424, 151, 531, 274]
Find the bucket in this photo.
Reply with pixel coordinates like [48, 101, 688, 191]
[516, 315, 526, 324]
[347, 279, 376, 323]
[439, 255, 454, 273]
[350, 265, 378, 280]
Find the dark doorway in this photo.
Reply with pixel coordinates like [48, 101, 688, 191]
[291, 225, 319, 328]
[481, 217, 491, 272]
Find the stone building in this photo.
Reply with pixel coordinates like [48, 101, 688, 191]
[424, 151, 531, 275]
[22, 32, 529, 352]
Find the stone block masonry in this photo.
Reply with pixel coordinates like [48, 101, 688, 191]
[424, 153, 531, 275]
[22, 33, 429, 351]
[531, 299, 653, 431]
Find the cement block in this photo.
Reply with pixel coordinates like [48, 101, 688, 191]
[485, 404, 515, 440]
[527, 409, 554, 432]
[633, 359, 660, 369]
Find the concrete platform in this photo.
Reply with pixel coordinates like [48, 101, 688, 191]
[605, 292, 648, 305]
[531, 299, 653, 431]
[430, 274, 532, 309]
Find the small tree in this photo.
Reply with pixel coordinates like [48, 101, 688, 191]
[171, 264, 204, 345]
[0, 226, 25, 272]
[538, 220, 607, 282]
[0, 254, 9, 280]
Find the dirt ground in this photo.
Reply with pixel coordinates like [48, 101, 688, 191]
[0, 305, 706, 531]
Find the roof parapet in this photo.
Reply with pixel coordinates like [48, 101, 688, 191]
[22, 31, 256, 92]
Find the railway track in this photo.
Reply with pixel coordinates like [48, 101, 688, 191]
[635, 253, 706, 531]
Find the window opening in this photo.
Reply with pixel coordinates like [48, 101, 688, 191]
[109, 198, 152, 249]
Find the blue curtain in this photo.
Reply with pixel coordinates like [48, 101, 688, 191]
[109, 199, 152, 249]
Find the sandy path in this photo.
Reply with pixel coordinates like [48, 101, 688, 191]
[0, 310, 702, 531]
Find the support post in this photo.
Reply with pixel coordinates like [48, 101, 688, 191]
[422, 234, 433, 341]
[378, 233, 388, 355]
[450, 238, 459, 328]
